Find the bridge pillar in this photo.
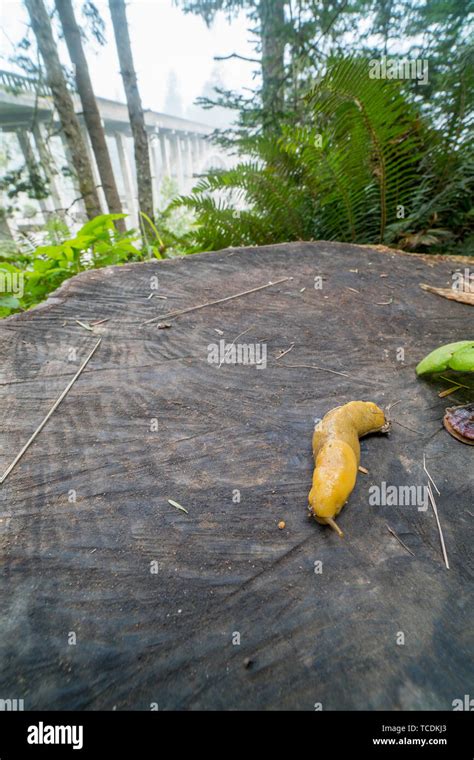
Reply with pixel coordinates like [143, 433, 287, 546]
[184, 133, 194, 183]
[149, 133, 161, 211]
[115, 132, 137, 227]
[174, 132, 185, 190]
[166, 132, 179, 189]
[159, 133, 171, 180]
[191, 135, 201, 174]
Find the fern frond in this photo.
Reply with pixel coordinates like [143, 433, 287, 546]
[174, 56, 473, 254]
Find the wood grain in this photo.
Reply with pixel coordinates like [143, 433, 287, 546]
[0, 241, 472, 710]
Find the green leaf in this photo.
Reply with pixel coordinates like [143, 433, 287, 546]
[79, 214, 127, 237]
[0, 262, 23, 274]
[416, 341, 474, 375]
[448, 346, 474, 372]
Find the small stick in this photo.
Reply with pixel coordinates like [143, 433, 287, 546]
[0, 339, 102, 485]
[386, 524, 415, 557]
[280, 362, 386, 387]
[358, 465, 369, 474]
[426, 481, 449, 570]
[168, 499, 188, 514]
[438, 386, 460, 398]
[439, 375, 469, 390]
[423, 453, 440, 495]
[275, 343, 295, 360]
[392, 419, 423, 435]
[89, 318, 110, 326]
[326, 517, 344, 538]
[75, 320, 94, 332]
[281, 362, 350, 378]
[141, 276, 293, 326]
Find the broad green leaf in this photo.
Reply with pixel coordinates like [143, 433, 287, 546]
[0, 262, 23, 274]
[448, 346, 474, 372]
[79, 214, 127, 237]
[416, 340, 474, 375]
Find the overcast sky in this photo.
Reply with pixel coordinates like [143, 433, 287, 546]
[0, 0, 256, 121]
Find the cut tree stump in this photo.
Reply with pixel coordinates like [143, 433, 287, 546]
[0, 241, 472, 710]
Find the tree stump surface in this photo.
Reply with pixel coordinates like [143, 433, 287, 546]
[0, 241, 472, 710]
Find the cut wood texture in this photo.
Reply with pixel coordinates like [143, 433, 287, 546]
[0, 241, 472, 710]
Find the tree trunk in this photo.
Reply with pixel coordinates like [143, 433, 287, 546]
[0, 208, 14, 242]
[260, 0, 286, 129]
[54, 0, 125, 232]
[32, 124, 65, 218]
[24, 0, 101, 221]
[16, 129, 51, 217]
[108, 0, 154, 223]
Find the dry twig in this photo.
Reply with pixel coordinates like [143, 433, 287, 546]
[423, 453, 440, 495]
[275, 343, 295, 360]
[280, 362, 350, 378]
[168, 499, 188, 514]
[0, 339, 102, 485]
[75, 320, 94, 332]
[141, 277, 293, 326]
[426, 482, 450, 570]
[386, 524, 415, 557]
[218, 326, 254, 368]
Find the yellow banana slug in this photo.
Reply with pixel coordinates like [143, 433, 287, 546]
[308, 401, 388, 537]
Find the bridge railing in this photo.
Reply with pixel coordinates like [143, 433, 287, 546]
[0, 69, 51, 98]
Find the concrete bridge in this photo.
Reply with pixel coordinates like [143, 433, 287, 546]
[0, 69, 230, 232]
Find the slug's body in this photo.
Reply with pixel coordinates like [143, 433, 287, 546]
[309, 401, 387, 537]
